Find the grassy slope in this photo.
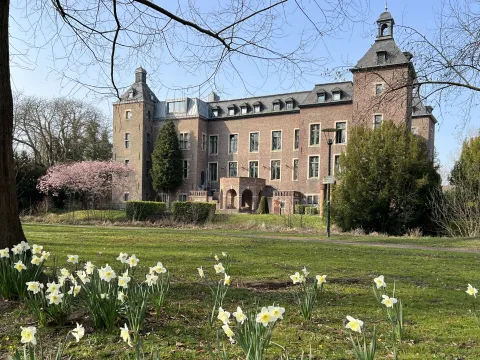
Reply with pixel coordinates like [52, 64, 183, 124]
[1, 224, 479, 359]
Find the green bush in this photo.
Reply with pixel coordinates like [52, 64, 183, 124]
[295, 204, 305, 214]
[172, 202, 216, 224]
[126, 201, 167, 221]
[304, 206, 319, 215]
[257, 196, 269, 214]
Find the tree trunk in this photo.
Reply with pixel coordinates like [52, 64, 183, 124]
[0, 0, 26, 248]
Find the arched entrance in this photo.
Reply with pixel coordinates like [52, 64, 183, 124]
[241, 189, 253, 211]
[226, 189, 237, 209]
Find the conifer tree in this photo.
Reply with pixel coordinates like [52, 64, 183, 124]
[150, 120, 184, 198]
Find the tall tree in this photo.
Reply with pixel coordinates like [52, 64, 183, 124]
[450, 133, 480, 188]
[150, 120, 183, 200]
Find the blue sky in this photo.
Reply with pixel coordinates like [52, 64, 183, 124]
[10, 0, 479, 182]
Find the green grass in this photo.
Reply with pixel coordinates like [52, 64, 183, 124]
[1, 224, 480, 359]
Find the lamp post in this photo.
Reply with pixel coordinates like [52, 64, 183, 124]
[321, 128, 338, 237]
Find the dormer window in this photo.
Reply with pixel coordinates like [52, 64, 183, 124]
[272, 99, 281, 111]
[128, 90, 134, 99]
[253, 102, 261, 113]
[228, 105, 236, 116]
[377, 51, 387, 65]
[332, 89, 341, 101]
[317, 92, 326, 103]
[212, 108, 219, 117]
[285, 98, 294, 110]
[240, 103, 248, 115]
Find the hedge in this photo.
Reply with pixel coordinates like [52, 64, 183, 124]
[295, 204, 319, 215]
[126, 201, 167, 221]
[257, 196, 269, 214]
[172, 202, 216, 224]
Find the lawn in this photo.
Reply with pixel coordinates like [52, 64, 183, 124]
[1, 224, 480, 359]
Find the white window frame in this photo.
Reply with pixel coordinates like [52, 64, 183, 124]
[201, 133, 207, 151]
[270, 159, 281, 180]
[333, 153, 341, 176]
[209, 134, 219, 155]
[374, 113, 383, 129]
[125, 110, 132, 120]
[124, 133, 130, 149]
[178, 193, 188, 202]
[183, 160, 189, 179]
[228, 133, 239, 154]
[249, 131, 260, 153]
[317, 93, 326, 103]
[273, 102, 280, 111]
[253, 104, 261, 113]
[308, 123, 321, 147]
[334, 120, 348, 144]
[292, 158, 299, 181]
[248, 160, 259, 179]
[293, 128, 300, 150]
[228, 107, 235, 116]
[228, 161, 238, 177]
[179, 132, 190, 150]
[305, 194, 319, 206]
[212, 108, 219, 117]
[332, 91, 341, 101]
[208, 162, 218, 182]
[241, 106, 248, 115]
[375, 83, 384, 96]
[167, 100, 186, 114]
[286, 101, 293, 110]
[271, 130, 282, 151]
[308, 155, 320, 179]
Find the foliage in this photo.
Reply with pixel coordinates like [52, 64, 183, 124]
[331, 121, 441, 235]
[257, 196, 269, 214]
[126, 201, 167, 221]
[172, 201, 216, 224]
[303, 206, 319, 215]
[289, 268, 326, 321]
[449, 134, 480, 188]
[150, 120, 183, 194]
[14, 151, 46, 212]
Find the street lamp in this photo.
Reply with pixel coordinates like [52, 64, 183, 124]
[321, 128, 338, 237]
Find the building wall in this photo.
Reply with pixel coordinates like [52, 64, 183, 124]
[412, 116, 435, 160]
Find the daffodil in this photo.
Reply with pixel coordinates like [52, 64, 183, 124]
[31, 256, 43, 266]
[120, 323, 133, 347]
[84, 261, 94, 275]
[26, 281, 43, 294]
[20, 326, 37, 346]
[197, 266, 205, 278]
[128, 254, 139, 267]
[118, 271, 131, 288]
[0, 247, 9, 258]
[99, 264, 116, 282]
[381, 295, 398, 308]
[116, 252, 129, 264]
[232, 306, 247, 324]
[68, 285, 81, 297]
[268, 305, 285, 321]
[222, 252, 227, 257]
[60, 268, 70, 277]
[12, 244, 23, 255]
[217, 307, 231, 324]
[20, 241, 30, 252]
[46, 291, 64, 305]
[302, 267, 309, 276]
[117, 291, 126, 303]
[214, 262, 225, 274]
[76, 270, 90, 284]
[316, 274, 327, 284]
[41, 251, 51, 261]
[222, 324, 234, 340]
[214, 254, 219, 261]
[345, 316, 363, 333]
[256, 307, 272, 327]
[71, 323, 85, 342]
[14, 260, 26, 272]
[145, 273, 158, 286]
[32, 244, 43, 255]
[67, 255, 79, 264]
[46, 282, 60, 293]
[290, 272, 302, 284]
[152, 262, 167, 274]
[58, 275, 67, 286]
[374, 275, 386, 289]
[467, 284, 478, 298]
[224, 273, 231, 286]
[100, 293, 109, 299]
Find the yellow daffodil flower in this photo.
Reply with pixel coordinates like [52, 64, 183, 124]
[233, 306, 247, 324]
[268, 305, 285, 321]
[316, 275, 327, 284]
[0, 247, 9, 258]
[20, 326, 37, 346]
[374, 275, 386, 289]
[467, 284, 478, 298]
[224, 273, 231, 286]
[14, 261, 26, 272]
[256, 307, 272, 327]
[345, 316, 363, 333]
[214, 262, 225, 274]
[31, 244, 43, 255]
[381, 295, 398, 308]
[217, 307, 231, 324]
[67, 255, 79, 264]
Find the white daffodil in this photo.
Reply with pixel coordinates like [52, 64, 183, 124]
[128, 254, 139, 268]
[316, 275, 327, 284]
[26, 281, 43, 294]
[46, 291, 64, 305]
[268, 306, 285, 321]
[84, 261, 95, 275]
[20, 241, 30, 252]
[120, 323, 133, 347]
[40, 251, 51, 261]
[20, 326, 37, 346]
[214, 263, 225, 274]
[290, 272, 302, 284]
[76, 270, 90, 284]
[58, 275, 68, 286]
[71, 323, 85, 342]
[374, 275, 386, 289]
[145, 273, 158, 287]
[232, 306, 247, 324]
[12, 244, 23, 255]
[67, 255, 79, 264]
[214, 254, 219, 261]
[100, 293, 109, 300]
[116, 252, 129, 264]
[197, 267, 205, 278]
[256, 307, 272, 327]
[117, 291, 126, 303]
[302, 267, 310, 276]
[153, 262, 167, 274]
[467, 284, 478, 298]
[222, 324, 234, 340]
[14, 260, 26, 272]
[118, 271, 131, 289]
[46, 282, 60, 293]
[345, 316, 364, 333]
[222, 252, 227, 257]
[60, 268, 70, 277]
[32, 244, 43, 255]
[31, 256, 43, 266]
[224, 273, 231, 286]
[381, 295, 398, 308]
[217, 307, 231, 324]
[68, 285, 81, 297]
[99, 264, 116, 282]
[0, 247, 9, 258]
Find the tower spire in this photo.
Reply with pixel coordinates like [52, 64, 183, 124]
[385, 0, 388, 11]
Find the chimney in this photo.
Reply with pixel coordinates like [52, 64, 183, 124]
[208, 91, 220, 102]
[135, 67, 147, 83]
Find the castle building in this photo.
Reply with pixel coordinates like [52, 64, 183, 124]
[112, 11, 436, 214]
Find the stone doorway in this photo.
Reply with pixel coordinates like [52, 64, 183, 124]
[226, 189, 237, 209]
[241, 189, 253, 211]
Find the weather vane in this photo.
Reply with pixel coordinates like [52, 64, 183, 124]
[385, 0, 388, 11]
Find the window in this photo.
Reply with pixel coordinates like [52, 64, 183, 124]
[124, 193, 129, 202]
[124, 159, 130, 166]
[335, 122, 346, 144]
[293, 159, 299, 181]
[273, 102, 280, 111]
[202, 134, 207, 151]
[228, 107, 235, 116]
[381, 23, 391, 37]
[212, 109, 219, 117]
[334, 155, 341, 175]
[250, 132, 259, 152]
[229, 134, 238, 153]
[241, 106, 248, 115]
[254, 104, 261, 113]
[377, 51, 386, 65]
[332, 91, 341, 101]
[309, 156, 319, 178]
[310, 124, 320, 146]
[286, 101, 293, 110]
[167, 100, 186, 113]
[208, 163, 218, 182]
[179, 133, 189, 150]
[125, 111, 131, 120]
[374, 115, 383, 129]
[294, 129, 300, 150]
[124, 133, 130, 149]
[128, 91, 134, 99]
[178, 194, 188, 202]
[249, 161, 258, 178]
[147, 111, 151, 120]
[183, 160, 188, 179]
[146, 133, 151, 150]
[317, 93, 326, 103]
[271, 160, 281, 180]
[306, 195, 319, 206]
[209, 135, 218, 154]
[376, 84, 383, 96]
[228, 162, 237, 177]
[272, 131, 282, 151]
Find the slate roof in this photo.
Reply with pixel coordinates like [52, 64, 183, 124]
[412, 90, 437, 123]
[353, 38, 410, 70]
[119, 82, 158, 103]
[301, 82, 353, 105]
[378, 11, 393, 21]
